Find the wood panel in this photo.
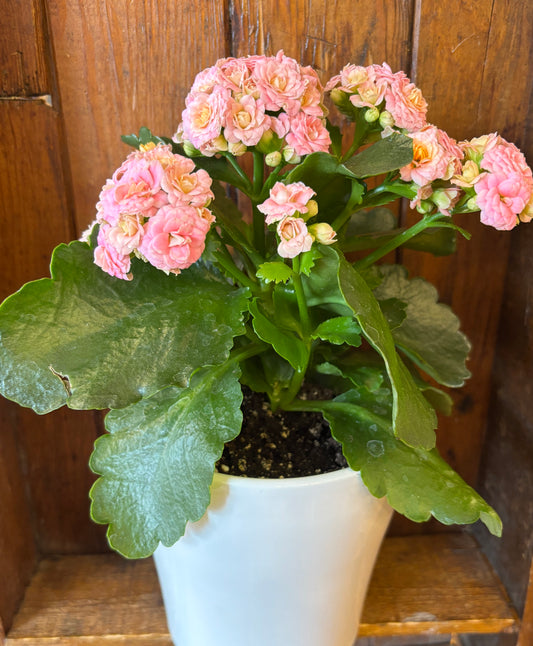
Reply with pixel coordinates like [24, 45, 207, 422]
[231, 0, 415, 77]
[5, 535, 518, 643]
[47, 0, 231, 233]
[0, 0, 51, 96]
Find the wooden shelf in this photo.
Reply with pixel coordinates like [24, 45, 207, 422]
[4, 533, 518, 645]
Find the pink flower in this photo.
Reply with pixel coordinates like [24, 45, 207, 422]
[106, 214, 145, 255]
[384, 74, 427, 131]
[400, 125, 460, 186]
[257, 182, 316, 224]
[475, 172, 528, 230]
[285, 113, 331, 156]
[94, 225, 132, 280]
[181, 87, 230, 149]
[252, 51, 307, 116]
[474, 138, 533, 230]
[162, 158, 214, 207]
[138, 205, 212, 274]
[224, 95, 271, 147]
[109, 158, 167, 219]
[276, 217, 314, 258]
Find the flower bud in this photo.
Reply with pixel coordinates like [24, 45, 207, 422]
[519, 194, 533, 223]
[379, 110, 395, 128]
[364, 106, 380, 123]
[265, 151, 283, 167]
[416, 200, 433, 214]
[256, 129, 281, 154]
[305, 199, 319, 219]
[329, 88, 347, 106]
[182, 140, 200, 157]
[228, 141, 247, 157]
[283, 147, 301, 165]
[308, 222, 337, 245]
[466, 196, 478, 211]
[432, 188, 460, 212]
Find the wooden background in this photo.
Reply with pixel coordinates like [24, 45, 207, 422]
[1, 0, 532, 642]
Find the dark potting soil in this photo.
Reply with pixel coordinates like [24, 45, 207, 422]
[216, 387, 348, 478]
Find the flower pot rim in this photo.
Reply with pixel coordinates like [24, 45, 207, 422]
[213, 466, 361, 489]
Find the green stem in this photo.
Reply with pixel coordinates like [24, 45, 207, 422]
[291, 257, 311, 335]
[252, 150, 266, 256]
[223, 153, 253, 193]
[354, 213, 443, 271]
[229, 340, 268, 365]
[331, 181, 365, 232]
[213, 242, 259, 293]
[340, 112, 370, 163]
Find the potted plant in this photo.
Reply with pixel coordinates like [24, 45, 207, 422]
[0, 51, 531, 646]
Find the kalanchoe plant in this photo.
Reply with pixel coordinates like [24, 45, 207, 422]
[1, 52, 532, 558]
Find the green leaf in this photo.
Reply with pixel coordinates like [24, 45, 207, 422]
[373, 265, 471, 387]
[312, 316, 362, 346]
[89, 362, 243, 557]
[249, 298, 308, 372]
[343, 132, 413, 178]
[0, 242, 248, 413]
[318, 391, 502, 536]
[257, 262, 292, 284]
[333, 248, 437, 449]
[298, 247, 322, 277]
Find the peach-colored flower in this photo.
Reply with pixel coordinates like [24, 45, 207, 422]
[400, 125, 459, 186]
[452, 160, 484, 188]
[224, 95, 271, 147]
[162, 160, 213, 207]
[182, 87, 230, 149]
[139, 205, 212, 274]
[252, 51, 307, 116]
[106, 214, 145, 255]
[385, 75, 427, 131]
[276, 216, 314, 258]
[258, 181, 316, 224]
[285, 113, 331, 156]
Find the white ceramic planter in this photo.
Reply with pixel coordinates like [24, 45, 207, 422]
[153, 468, 392, 646]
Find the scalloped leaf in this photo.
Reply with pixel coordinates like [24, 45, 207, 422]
[89, 363, 243, 558]
[318, 391, 501, 536]
[374, 265, 471, 387]
[257, 262, 293, 284]
[0, 242, 248, 413]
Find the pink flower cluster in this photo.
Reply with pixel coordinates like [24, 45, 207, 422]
[177, 51, 331, 158]
[326, 62, 428, 132]
[467, 135, 533, 231]
[258, 182, 336, 258]
[94, 143, 215, 279]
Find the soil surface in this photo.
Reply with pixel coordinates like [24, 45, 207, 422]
[216, 387, 348, 478]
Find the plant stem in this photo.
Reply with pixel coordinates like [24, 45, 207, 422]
[291, 257, 311, 335]
[252, 150, 266, 256]
[224, 154, 253, 193]
[214, 247, 259, 293]
[354, 213, 443, 270]
[331, 181, 365, 232]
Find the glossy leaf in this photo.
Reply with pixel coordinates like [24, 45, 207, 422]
[89, 362, 243, 558]
[312, 316, 362, 346]
[343, 132, 413, 178]
[318, 390, 501, 536]
[0, 242, 248, 413]
[249, 298, 308, 371]
[334, 249, 438, 449]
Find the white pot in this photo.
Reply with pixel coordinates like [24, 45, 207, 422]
[153, 468, 392, 646]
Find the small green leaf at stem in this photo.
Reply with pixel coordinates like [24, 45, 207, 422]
[257, 262, 293, 284]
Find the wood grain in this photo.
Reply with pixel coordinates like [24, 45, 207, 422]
[0, 0, 51, 96]
[46, 0, 231, 232]
[5, 534, 517, 643]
